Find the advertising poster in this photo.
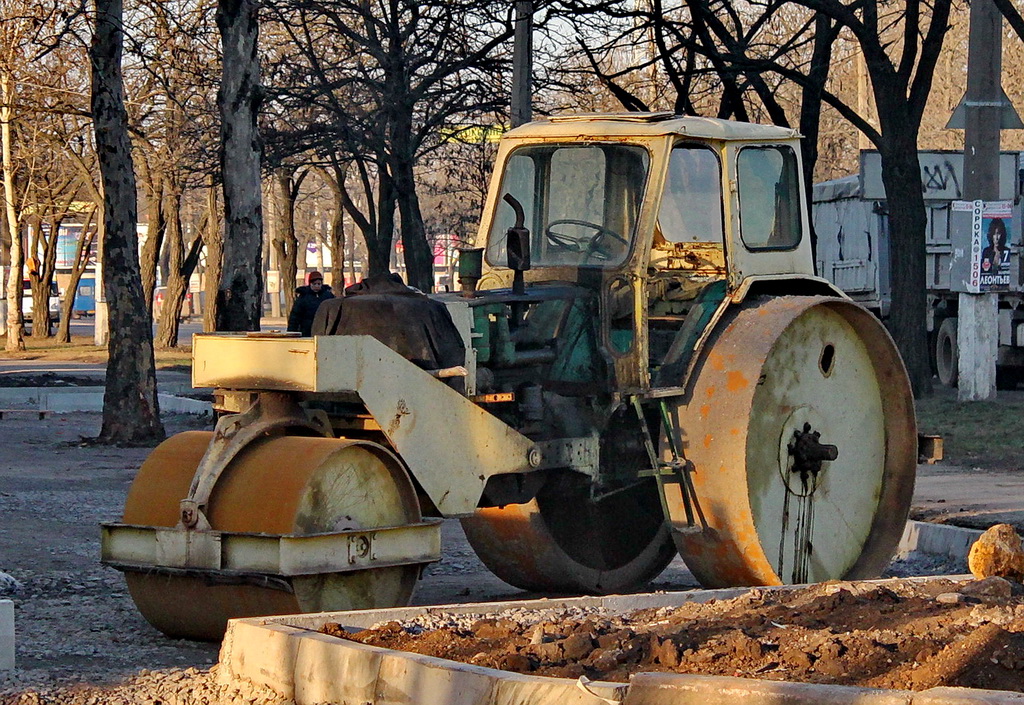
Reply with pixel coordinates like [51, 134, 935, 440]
[952, 200, 1014, 292]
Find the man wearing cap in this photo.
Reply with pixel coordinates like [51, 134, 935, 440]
[287, 271, 335, 336]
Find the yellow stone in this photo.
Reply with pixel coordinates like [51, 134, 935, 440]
[968, 523, 1024, 582]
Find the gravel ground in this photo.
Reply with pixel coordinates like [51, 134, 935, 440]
[0, 409, 970, 704]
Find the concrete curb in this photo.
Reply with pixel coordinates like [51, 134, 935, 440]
[898, 521, 983, 562]
[0, 600, 13, 671]
[0, 387, 210, 415]
[218, 575, 1009, 705]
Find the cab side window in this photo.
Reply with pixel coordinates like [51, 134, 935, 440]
[737, 145, 801, 250]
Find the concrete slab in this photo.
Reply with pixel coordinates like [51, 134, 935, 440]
[0, 599, 13, 671]
[911, 688, 1024, 704]
[0, 388, 209, 415]
[622, 672, 913, 705]
[898, 521, 982, 561]
[219, 578, 993, 705]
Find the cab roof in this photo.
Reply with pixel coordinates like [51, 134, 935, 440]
[505, 112, 801, 142]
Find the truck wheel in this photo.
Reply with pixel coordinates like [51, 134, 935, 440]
[935, 317, 958, 387]
[997, 366, 1019, 390]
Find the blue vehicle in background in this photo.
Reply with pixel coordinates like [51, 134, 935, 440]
[73, 276, 96, 318]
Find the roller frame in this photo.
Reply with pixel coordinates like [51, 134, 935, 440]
[180, 392, 332, 530]
[192, 333, 585, 515]
[100, 519, 442, 580]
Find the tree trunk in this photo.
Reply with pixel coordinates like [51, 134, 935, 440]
[156, 184, 187, 348]
[29, 278, 51, 337]
[56, 211, 97, 344]
[878, 139, 933, 398]
[215, 0, 264, 332]
[202, 176, 222, 332]
[1, 70, 25, 352]
[273, 167, 299, 311]
[91, 0, 164, 444]
[140, 172, 165, 313]
[317, 164, 348, 290]
[393, 159, 433, 292]
[329, 200, 345, 290]
[368, 172, 396, 277]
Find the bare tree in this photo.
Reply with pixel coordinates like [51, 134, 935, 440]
[271, 165, 308, 311]
[202, 174, 222, 331]
[91, 0, 164, 443]
[0, 0, 41, 351]
[314, 163, 348, 290]
[55, 205, 97, 343]
[127, 0, 220, 318]
[154, 175, 204, 347]
[26, 165, 80, 337]
[263, 0, 516, 291]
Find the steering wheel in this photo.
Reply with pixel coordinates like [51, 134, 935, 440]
[544, 219, 629, 261]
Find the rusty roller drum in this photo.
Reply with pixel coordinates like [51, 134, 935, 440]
[460, 476, 676, 594]
[670, 296, 916, 587]
[122, 431, 421, 640]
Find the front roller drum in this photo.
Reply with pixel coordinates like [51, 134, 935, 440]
[120, 432, 423, 640]
[669, 296, 916, 587]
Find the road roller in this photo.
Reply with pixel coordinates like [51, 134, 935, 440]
[101, 112, 917, 640]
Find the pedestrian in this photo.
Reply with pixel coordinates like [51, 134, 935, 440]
[287, 271, 335, 336]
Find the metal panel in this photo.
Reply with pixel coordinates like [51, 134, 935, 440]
[860, 150, 1020, 201]
[315, 336, 539, 515]
[101, 520, 442, 577]
[830, 260, 874, 293]
[193, 335, 318, 391]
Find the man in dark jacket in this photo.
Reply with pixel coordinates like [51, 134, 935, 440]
[311, 272, 464, 371]
[287, 271, 335, 336]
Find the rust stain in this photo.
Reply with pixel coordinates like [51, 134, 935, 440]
[387, 399, 411, 436]
[703, 433, 714, 449]
[705, 385, 716, 399]
[700, 404, 710, 419]
[730, 427, 740, 436]
[726, 370, 750, 391]
[709, 352, 725, 371]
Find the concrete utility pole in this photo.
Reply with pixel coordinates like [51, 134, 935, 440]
[957, 0, 1003, 401]
[511, 1, 532, 128]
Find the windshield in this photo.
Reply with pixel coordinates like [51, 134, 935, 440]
[486, 143, 650, 268]
[658, 144, 723, 244]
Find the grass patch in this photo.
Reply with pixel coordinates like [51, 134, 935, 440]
[916, 389, 1024, 470]
[0, 334, 191, 371]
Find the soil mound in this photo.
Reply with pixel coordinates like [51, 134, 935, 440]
[324, 578, 1024, 693]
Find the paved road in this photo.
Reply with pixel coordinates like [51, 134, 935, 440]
[64, 317, 207, 347]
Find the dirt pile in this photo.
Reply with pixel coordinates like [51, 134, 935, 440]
[324, 577, 1024, 693]
[0, 667, 286, 705]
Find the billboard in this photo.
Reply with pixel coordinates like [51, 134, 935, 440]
[950, 200, 1017, 293]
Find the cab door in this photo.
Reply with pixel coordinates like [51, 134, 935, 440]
[723, 140, 816, 287]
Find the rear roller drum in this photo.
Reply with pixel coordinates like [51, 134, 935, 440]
[669, 296, 916, 587]
[461, 474, 676, 594]
[122, 432, 422, 640]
